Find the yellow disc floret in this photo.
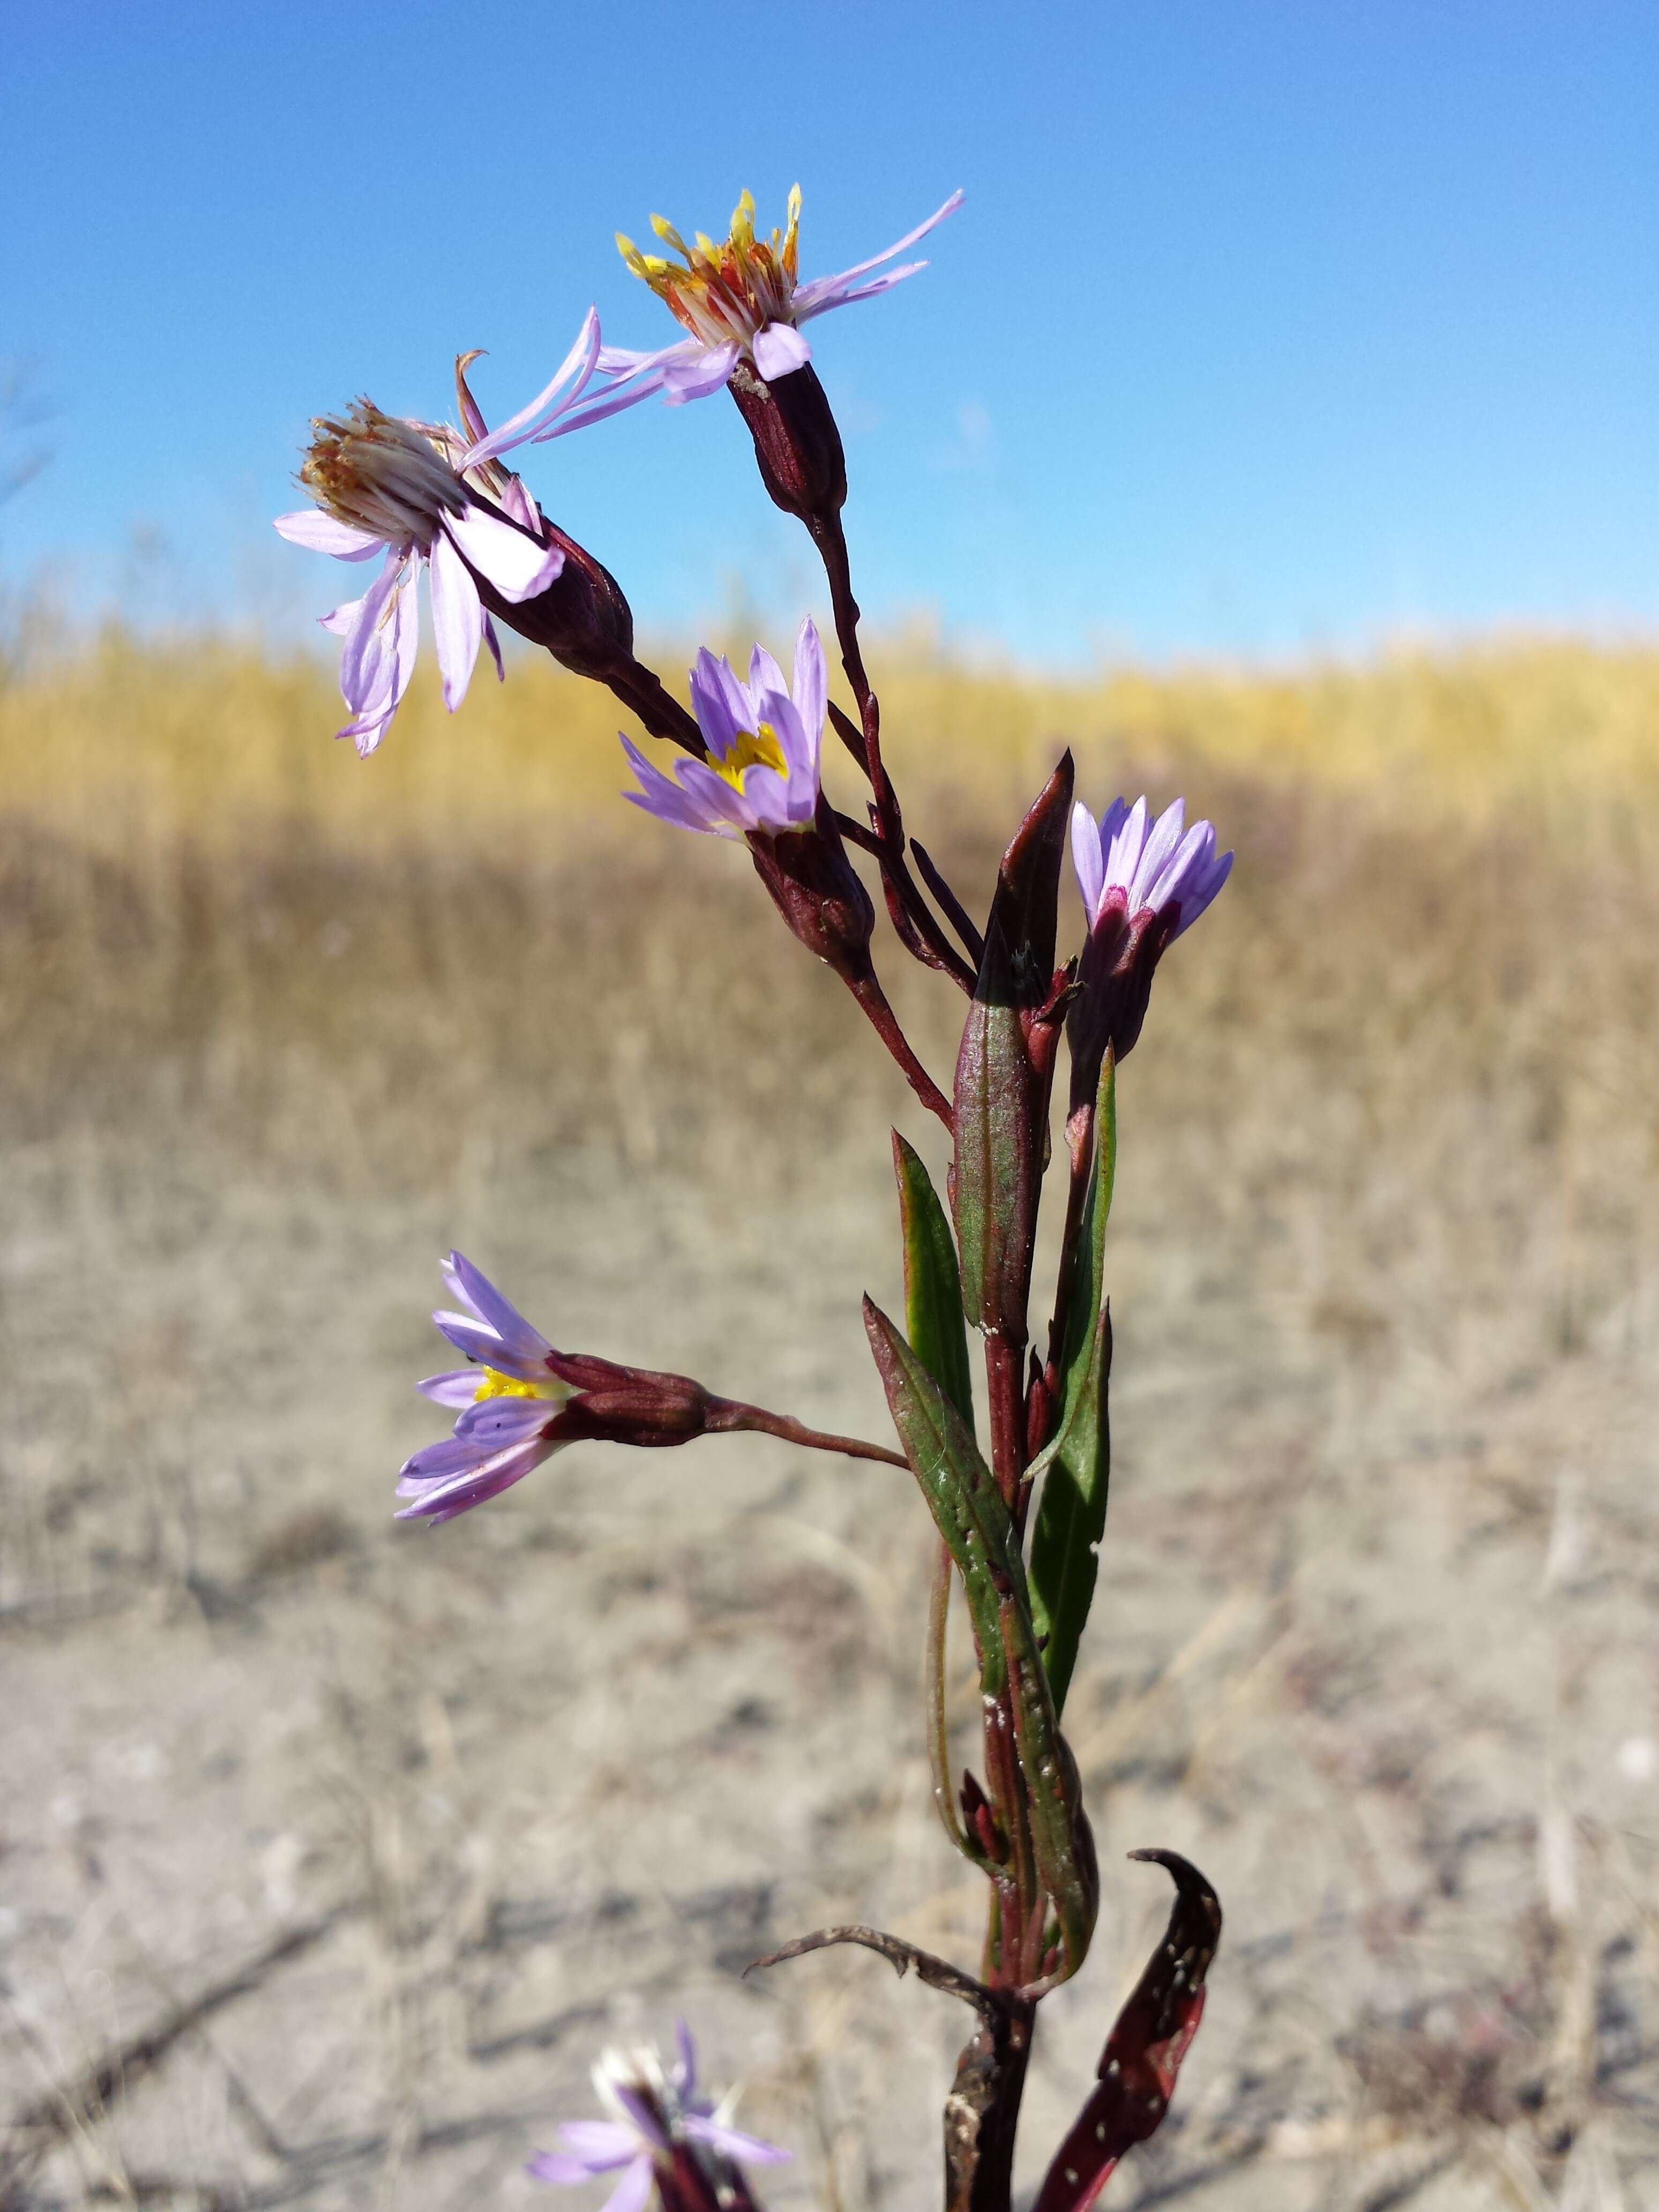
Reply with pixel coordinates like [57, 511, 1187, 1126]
[472, 1366, 556, 1403]
[711, 722, 789, 793]
[617, 188, 802, 353]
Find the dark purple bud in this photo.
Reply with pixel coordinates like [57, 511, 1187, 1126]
[953, 756, 1075, 1347]
[727, 362, 847, 533]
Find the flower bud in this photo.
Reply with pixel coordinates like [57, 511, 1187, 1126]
[727, 360, 848, 535]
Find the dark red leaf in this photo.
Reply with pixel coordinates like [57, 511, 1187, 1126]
[1032, 1851, 1222, 2212]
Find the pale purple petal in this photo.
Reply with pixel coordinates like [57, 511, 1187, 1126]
[1105, 796, 1149, 890]
[447, 1253, 552, 1364]
[443, 506, 563, 603]
[438, 1254, 482, 1321]
[1170, 845, 1233, 935]
[764, 693, 818, 825]
[497, 476, 541, 533]
[431, 1315, 551, 1378]
[338, 552, 406, 715]
[747, 642, 788, 700]
[462, 307, 602, 465]
[1145, 819, 1212, 913]
[795, 260, 932, 319]
[416, 1370, 487, 1407]
[398, 1433, 497, 1485]
[751, 321, 812, 379]
[337, 554, 420, 756]
[674, 757, 761, 837]
[621, 734, 726, 835]
[552, 2121, 640, 2164]
[689, 649, 756, 759]
[274, 509, 385, 561]
[790, 618, 827, 764]
[684, 2114, 793, 2164]
[532, 371, 669, 438]
[428, 528, 483, 713]
[595, 2157, 654, 2212]
[1070, 801, 1106, 922]
[791, 189, 964, 313]
[1129, 799, 1185, 909]
[394, 1435, 556, 1520]
[595, 343, 676, 377]
[660, 341, 740, 404]
[672, 2019, 697, 2097]
[482, 612, 505, 682]
[527, 2153, 604, 2185]
[453, 1398, 557, 1449]
[319, 595, 364, 639]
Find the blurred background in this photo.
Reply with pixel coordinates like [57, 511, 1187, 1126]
[3, 5, 1657, 2208]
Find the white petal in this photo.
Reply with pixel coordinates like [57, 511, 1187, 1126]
[274, 509, 384, 561]
[428, 529, 483, 712]
[751, 321, 812, 380]
[444, 505, 563, 603]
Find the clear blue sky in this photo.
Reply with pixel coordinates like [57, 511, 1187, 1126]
[2, 1, 1654, 664]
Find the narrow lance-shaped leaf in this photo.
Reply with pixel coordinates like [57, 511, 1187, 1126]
[864, 1297, 1097, 1979]
[1028, 1052, 1117, 1714]
[893, 1131, 974, 1425]
[1032, 1851, 1222, 2212]
[893, 1132, 983, 1860]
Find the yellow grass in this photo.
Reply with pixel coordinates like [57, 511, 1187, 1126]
[6, 627, 1657, 859]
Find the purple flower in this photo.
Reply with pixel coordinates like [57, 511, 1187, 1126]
[622, 618, 826, 841]
[274, 314, 602, 755]
[530, 2026, 789, 2212]
[472, 188, 962, 457]
[1070, 796, 1233, 940]
[396, 1253, 575, 1525]
[1065, 796, 1234, 1082]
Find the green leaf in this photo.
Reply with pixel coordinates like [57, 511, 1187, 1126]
[864, 1296, 1097, 1980]
[893, 1131, 975, 1426]
[1028, 1052, 1117, 1715]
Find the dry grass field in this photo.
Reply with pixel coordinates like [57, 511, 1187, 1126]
[2, 631, 1658, 2211]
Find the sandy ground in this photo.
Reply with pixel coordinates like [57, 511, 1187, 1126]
[4, 1017, 1658, 2212]
[3, 747, 1659, 2211]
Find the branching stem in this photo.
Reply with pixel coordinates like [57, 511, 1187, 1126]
[707, 1401, 908, 1470]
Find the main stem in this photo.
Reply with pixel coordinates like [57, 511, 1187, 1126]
[940, 1328, 1040, 2212]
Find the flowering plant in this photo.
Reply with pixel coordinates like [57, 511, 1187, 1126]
[280, 184, 1229, 2212]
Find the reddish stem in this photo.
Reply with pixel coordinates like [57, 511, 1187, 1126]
[846, 969, 954, 1130]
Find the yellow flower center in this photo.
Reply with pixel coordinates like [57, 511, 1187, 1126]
[472, 1367, 548, 1402]
[617, 187, 802, 351]
[711, 722, 788, 792]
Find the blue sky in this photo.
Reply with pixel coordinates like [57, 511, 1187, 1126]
[2, 1, 1654, 664]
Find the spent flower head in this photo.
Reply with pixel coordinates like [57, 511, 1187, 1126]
[623, 618, 826, 840]
[275, 313, 604, 753]
[529, 2024, 789, 2212]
